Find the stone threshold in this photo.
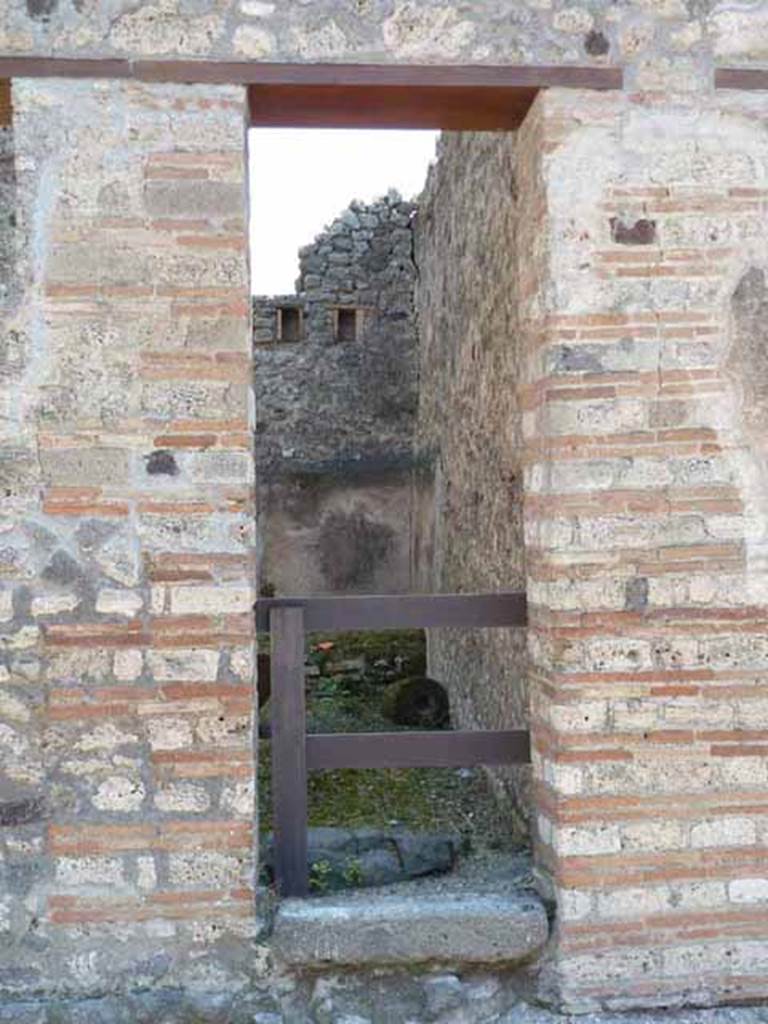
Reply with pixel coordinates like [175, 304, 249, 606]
[271, 887, 549, 968]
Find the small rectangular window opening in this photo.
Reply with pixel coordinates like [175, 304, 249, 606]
[335, 307, 358, 343]
[278, 306, 302, 343]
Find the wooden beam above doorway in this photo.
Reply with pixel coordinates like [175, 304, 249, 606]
[0, 58, 623, 131]
[245, 63, 623, 130]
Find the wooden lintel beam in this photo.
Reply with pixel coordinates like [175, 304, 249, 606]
[0, 57, 623, 90]
[0, 58, 625, 129]
[716, 68, 768, 90]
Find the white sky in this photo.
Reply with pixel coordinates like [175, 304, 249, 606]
[248, 128, 438, 295]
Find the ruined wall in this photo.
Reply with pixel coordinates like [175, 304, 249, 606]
[0, 79, 256, 1004]
[1, 1, 767, 92]
[254, 194, 421, 595]
[519, 87, 768, 1012]
[414, 133, 528, 816]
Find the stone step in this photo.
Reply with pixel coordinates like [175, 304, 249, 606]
[272, 888, 548, 968]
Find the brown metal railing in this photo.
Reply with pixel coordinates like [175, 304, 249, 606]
[256, 592, 530, 897]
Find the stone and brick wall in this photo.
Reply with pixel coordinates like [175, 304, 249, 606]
[253, 193, 422, 595]
[414, 132, 529, 819]
[6, 1, 768, 1014]
[519, 88, 768, 1012]
[2, 1, 768, 93]
[1, 78, 256, 1001]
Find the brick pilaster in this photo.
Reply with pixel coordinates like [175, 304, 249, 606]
[519, 88, 768, 1011]
[3, 79, 255, 996]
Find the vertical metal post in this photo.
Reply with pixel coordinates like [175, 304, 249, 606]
[270, 604, 308, 897]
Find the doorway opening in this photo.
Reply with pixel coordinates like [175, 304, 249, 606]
[247, 83, 533, 895]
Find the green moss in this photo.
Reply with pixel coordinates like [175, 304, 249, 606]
[256, 628, 524, 853]
[308, 629, 426, 675]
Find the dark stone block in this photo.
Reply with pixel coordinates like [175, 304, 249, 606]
[0, 967, 42, 993]
[610, 217, 657, 245]
[26, 0, 57, 20]
[584, 29, 610, 56]
[381, 677, 449, 729]
[0, 797, 45, 827]
[395, 832, 457, 878]
[625, 576, 649, 613]
[145, 450, 178, 476]
[728, 268, 768, 433]
[42, 551, 81, 586]
[263, 826, 458, 892]
[552, 345, 603, 373]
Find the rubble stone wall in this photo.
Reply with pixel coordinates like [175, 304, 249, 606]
[414, 132, 529, 819]
[253, 194, 421, 595]
[254, 194, 418, 474]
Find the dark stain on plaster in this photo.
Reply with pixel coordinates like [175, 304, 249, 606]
[0, 796, 46, 827]
[728, 267, 768, 430]
[610, 217, 657, 245]
[318, 510, 394, 590]
[584, 30, 610, 56]
[26, 0, 58, 19]
[145, 450, 179, 476]
[552, 345, 603, 373]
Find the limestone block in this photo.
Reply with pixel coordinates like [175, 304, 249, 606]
[75, 723, 139, 752]
[730, 878, 768, 903]
[0, 689, 30, 723]
[92, 775, 146, 812]
[710, 1, 768, 59]
[154, 783, 210, 813]
[233, 25, 275, 57]
[137, 856, 158, 892]
[620, 820, 687, 853]
[220, 779, 254, 817]
[56, 856, 124, 887]
[146, 648, 219, 682]
[168, 851, 244, 887]
[169, 585, 252, 615]
[145, 716, 193, 751]
[40, 448, 130, 487]
[95, 589, 144, 617]
[690, 817, 756, 849]
[595, 886, 670, 921]
[30, 593, 79, 617]
[144, 181, 243, 220]
[553, 7, 594, 33]
[113, 649, 143, 681]
[552, 824, 622, 856]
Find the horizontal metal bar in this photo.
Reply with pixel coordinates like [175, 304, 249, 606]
[306, 730, 531, 770]
[255, 592, 527, 633]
